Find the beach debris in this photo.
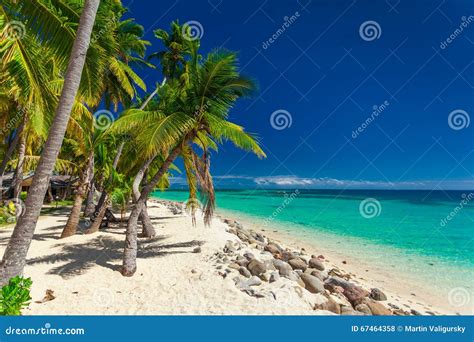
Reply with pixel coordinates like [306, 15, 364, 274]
[35, 289, 56, 304]
[192, 246, 202, 253]
[370, 288, 387, 301]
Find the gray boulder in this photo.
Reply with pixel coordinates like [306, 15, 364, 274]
[300, 274, 325, 294]
[308, 258, 325, 271]
[264, 243, 281, 254]
[247, 259, 267, 276]
[273, 259, 293, 277]
[288, 258, 307, 271]
[239, 266, 251, 278]
[370, 288, 387, 301]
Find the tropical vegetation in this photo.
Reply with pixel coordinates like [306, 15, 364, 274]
[0, 0, 265, 285]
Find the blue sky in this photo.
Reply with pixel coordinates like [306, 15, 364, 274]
[122, 0, 473, 190]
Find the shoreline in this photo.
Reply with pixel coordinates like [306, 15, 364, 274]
[215, 207, 472, 315]
[0, 200, 470, 315]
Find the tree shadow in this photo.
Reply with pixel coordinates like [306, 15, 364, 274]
[26, 236, 204, 279]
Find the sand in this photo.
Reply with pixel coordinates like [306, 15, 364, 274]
[0, 200, 465, 315]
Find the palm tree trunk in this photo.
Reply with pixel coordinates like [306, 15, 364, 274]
[122, 144, 183, 276]
[86, 194, 108, 234]
[84, 155, 95, 216]
[90, 81, 166, 233]
[0, 0, 100, 286]
[133, 156, 155, 237]
[84, 180, 96, 216]
[89, 140, 124, 228]
[0, 119, 25, 199]
[12, 131, 26, 199]
[60, 151, 94, 238]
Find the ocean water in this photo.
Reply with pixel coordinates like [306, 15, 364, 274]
[152, 189, 474, 294]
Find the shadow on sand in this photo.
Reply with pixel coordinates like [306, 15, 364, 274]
[26, 235, 204, 279]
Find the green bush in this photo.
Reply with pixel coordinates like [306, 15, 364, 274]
[0, 276, 32, 315]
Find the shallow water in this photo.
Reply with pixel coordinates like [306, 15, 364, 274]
[153, 189, 474, 296]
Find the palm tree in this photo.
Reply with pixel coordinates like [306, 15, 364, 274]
[62, 14, 150, 238]
[119, 49, 266, 276]
[0, 0, 101, 285]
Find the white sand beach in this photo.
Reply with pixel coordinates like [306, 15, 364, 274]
[0, 200, 462, 315]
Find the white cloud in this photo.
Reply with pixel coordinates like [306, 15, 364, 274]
[170, 174, 473, 190]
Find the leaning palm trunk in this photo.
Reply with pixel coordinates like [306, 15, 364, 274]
[88, 140, 124, 230]
[0, 0, 100, 286]
[12, 131, 26, 199]
[60, 151, 94, 238]
[86, 193, 108, 233]
[0, 118, 26, 199]
[132, 156, 155, 238]
[122, 143, 184, 276]
[90, 82, 164, 230]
